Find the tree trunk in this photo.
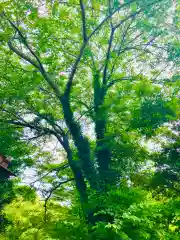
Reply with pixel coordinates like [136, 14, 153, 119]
[61, 95, 98, 189]
[93, 72, 112, 186]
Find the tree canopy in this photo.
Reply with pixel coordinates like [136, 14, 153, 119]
[0, 0, 179, 239]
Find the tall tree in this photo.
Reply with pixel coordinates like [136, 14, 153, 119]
[0, 0, 179, 226]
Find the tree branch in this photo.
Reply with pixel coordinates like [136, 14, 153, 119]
[108, 0, 114, 30]
[63, 42, 86, 97]
[7, 18, 44, 72]
[29, 109, 66, 136]
[44, 177, 74, 222]
[114, 0, 162, 30]
[108, 17, 136, 80]
[6, 17, 62, 99]
[102, 28, 115, 88]
[63, 0, 137, 97]
[8, 40, 39, 69]
[88, 0, 136, 40]
[107, 76, 137, 89]
[80, 0, 87, 42]
[30, 163, 69, 185]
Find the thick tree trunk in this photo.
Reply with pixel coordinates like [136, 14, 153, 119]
[93, 72, 112, 186]
[95, 118, 112, 185]
[61, 95, 98, 190]
[63, 135, 88, 203]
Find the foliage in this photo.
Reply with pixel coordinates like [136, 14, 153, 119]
[0, 0, 179, 239]
[1, 191, 179, 240]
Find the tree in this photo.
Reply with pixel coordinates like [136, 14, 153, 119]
[0, 125, 37, 230]
[150, 121, 180, 196]
[0, 0, 179, 232]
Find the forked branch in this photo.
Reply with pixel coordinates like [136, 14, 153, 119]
[5, 17, 62, 99]
[44, 177, 74, 222]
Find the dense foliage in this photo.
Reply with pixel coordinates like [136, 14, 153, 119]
[0, 0, 179, 239]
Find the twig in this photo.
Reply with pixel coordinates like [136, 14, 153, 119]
[88, 0, 137, 40]
[44, 177, 74, 222]
[108, 17, 136, 80]
[30, 163, 69, 185]
[107, 76, 136, 89]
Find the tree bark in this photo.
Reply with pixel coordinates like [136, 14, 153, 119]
[60, 95, 98, 190]
[93, 72, 112, 186]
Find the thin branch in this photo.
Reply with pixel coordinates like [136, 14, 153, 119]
[62, 0, 89, 97]
[127, 32, 143, 46]
[29, 109, 66, 136]
[7, 18, 44, 72]
[63, 0, 137, 97]
[114, 0, 162, 30]
[30, 163, 69, 185]
[107, 76, 136, 89]
[46, 178, 74, 201]
[120, 34, 161, 67]
[63, 0, 162, 97]
[108, 17, 136, 80]
[80, 0, 87, 42]
[6, 118, 61, 142]
[108, 0, 114, 29]
[102, 28, 115, 87]
[21, 133, 48, 142]
[5, 17, 62, 99]
[8, 41, 39, 69]
[152, 63, 173, 82]
[44, 177, 74, 222]
[106, 65, 175, 90]
[88, 0, 136, 40]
